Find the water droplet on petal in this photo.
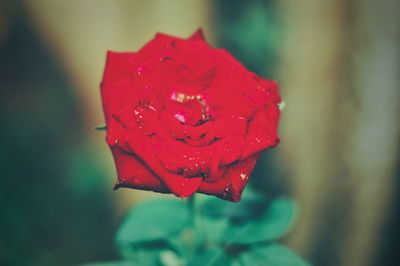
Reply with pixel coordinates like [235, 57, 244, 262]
[278, 101, 286, 110]
[174, 113, 186, 123]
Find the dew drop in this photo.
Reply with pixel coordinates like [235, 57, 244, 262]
[240, 173, 247, 180]
[174, 113, 186, 123]
[278, 101, 286, 110]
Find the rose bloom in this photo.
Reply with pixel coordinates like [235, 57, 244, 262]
[101, 30, 281, 202]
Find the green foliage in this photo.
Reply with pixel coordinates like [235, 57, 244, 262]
[223, 198, 296, 244]
[116, 200, 190, 244]
[237, 244, 311, 266]
[87, 188, 312, 266]
[111, 200, 190, 266]
[215, 0, 281, 77]
[83, 261, 137, 266]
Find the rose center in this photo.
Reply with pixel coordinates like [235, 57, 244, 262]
[169, 91, 210, 126]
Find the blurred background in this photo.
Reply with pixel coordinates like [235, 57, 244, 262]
[0, 0, 399, 265]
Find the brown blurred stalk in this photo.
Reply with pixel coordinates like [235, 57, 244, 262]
[278, 0, 400, 265]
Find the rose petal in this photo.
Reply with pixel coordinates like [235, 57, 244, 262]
[188, 29, 206, 42]
[199, 154, 259, 202]
[204, 116, 247, 144]
[242, 104, 280, 159]
[112, 147, 168, 193]
[125, 129, 203, 197]
[101, 52, 136, 120]
[138, 32, 182, 57]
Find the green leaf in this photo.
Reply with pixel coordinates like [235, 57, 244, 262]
[198, 188, 266, 221]
[116, 199, 190, 245]
[131, 247, 178, 266]
[194, 214, 228, 246]
[194, 188, 267, 249]
[116, 239, 185, 266]
[94, 126, 107, 130]
[224, 198, 296, 244]
[236, 244, 312, 266]
[117, 242, 163, 261]
[159, 250, 185, 266]
[187, 246, 231, 266]
[80, 261, 137, 266]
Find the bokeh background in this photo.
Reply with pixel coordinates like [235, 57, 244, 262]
[1, 0, 399, 265]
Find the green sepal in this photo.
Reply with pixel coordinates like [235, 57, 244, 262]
[94, 126, 107, 130]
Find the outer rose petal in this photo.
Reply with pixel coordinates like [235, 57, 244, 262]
[188, 29, 206, 42]
[136, 32, 183, 63]
[101, 51, 136, 120]
[102, 51, 136, 87]
[199, 154, 259, 202]
[242, 104, 280, 158]
[112, 147, 168, 192]
[123, 128, 203, 198]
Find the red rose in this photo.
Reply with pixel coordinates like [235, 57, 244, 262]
[100, 30, 281, 202]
